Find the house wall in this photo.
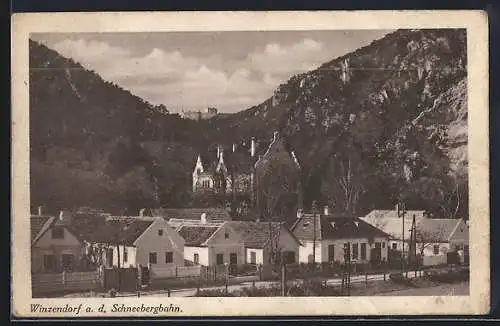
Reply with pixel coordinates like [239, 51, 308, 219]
[134, 219, 185, 268]
[260, 228, 301, 265]
[106, 245, 137, 268]
[32, 226, 81, 273]
[298, 237, 388, 264]
[245, 248, 264, 264]
[206, 224, 245, 265]
[184, 246, 210, 266]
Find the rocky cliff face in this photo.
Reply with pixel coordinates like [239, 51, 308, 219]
[212, 28, 468, 217]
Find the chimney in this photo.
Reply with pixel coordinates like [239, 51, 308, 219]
[59, 210, 72, 224]
[37, 205, 46, 216]
[232, 143, 236, 153]
[201, 212, 207, 224]
[323, 205, 329, 216]
[139, 208, 146, 217]
[296, 208, 303, 219]
[219, 148, 224, 162]
[217, 145, 221, 159]
[251, 137, 256, 157]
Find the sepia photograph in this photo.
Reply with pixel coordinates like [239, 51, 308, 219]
[11, 11, 489, 317]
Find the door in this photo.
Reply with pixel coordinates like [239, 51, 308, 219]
[370, 242, 382, 264]
[328, 245, 335, 262]
[106, 248, 114, 268]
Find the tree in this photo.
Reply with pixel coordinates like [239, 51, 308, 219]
[321, 150, 366, 214]
[256, 155, 301, 221]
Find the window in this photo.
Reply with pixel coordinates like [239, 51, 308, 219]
[216, 253, 224, 265]
[352, 243, 359, 260]
[328, 244, 335, 262]
[361, 243, 367, 260]
[433, 245, 440, 255]
[283, 251, 296, 264]
[194, 253, 199, 264]
[149, 252, 157, 264]
[61, 254, 74, 272]
[250, 251, 256, 264]
[158, 229, 164, 236]
[229, 253, 237, 265]
[382, 242, 386, 248]
[123, 248, 128, 263]
[43, 254, 57, 272]
[224, 232, 229, 239]
[392, 243, 398, 250]
[165, 251, 173, 263]
[51, 227, 64, 239]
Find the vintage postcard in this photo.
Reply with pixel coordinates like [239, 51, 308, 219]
[11, 11, 489, 317]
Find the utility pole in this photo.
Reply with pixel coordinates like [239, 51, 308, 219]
[312, 200, 317, 265]
[397, 200, 407, 278]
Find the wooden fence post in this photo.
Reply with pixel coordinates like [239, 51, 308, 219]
[365, 271, 368, 285]
[62, 271, 66, 285]
[175, 266, 178, 277]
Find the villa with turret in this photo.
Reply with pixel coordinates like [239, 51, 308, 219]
[191, 131, 302, 210]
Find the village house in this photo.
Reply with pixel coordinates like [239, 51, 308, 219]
[291, 206, 390, 265]
[31, 209, 83, 273]
[81, 216, 185, 269]
[172, 217, 245, 267]
[226, 221, 302, 265]
[361, 208, 469, 266]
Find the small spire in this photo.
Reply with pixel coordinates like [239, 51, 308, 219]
[251, 137, 256, 157]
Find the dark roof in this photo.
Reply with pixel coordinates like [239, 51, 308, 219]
[65, 213, 108, 242]
[83, 218, 155, 246]
[30, 215, 55, 243]
[153, 208, 231, 222]
[291, 214, 389, 241]
[227, 221, 300, 248]
[177, 225, 219, 246]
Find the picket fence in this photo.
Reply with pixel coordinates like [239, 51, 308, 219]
[32, 270, 101, 296]
[150, 265, 201, 279]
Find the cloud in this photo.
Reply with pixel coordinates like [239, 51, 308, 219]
[50, 37, 333, 112]
[247, 38, 329, 78]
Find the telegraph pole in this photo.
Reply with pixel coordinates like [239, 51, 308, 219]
[397, 200, 407, 278]
[312, 200, 317, 265]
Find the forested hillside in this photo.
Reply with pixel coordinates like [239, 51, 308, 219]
[29, 28, 468, 218]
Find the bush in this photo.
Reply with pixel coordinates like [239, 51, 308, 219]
[194, 289, 236, 297]
[423, 267, 469, 283]
[389, 273, 413, 286]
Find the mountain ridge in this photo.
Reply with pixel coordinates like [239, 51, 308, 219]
[29, 28, 468, 219]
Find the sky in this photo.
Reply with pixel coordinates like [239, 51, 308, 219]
[31, 30, 393, 113]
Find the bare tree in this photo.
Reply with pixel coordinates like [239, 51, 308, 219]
[256, 156, 301, 221]
[322, 152, 365, 214]
[267, 221, 283, 265]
